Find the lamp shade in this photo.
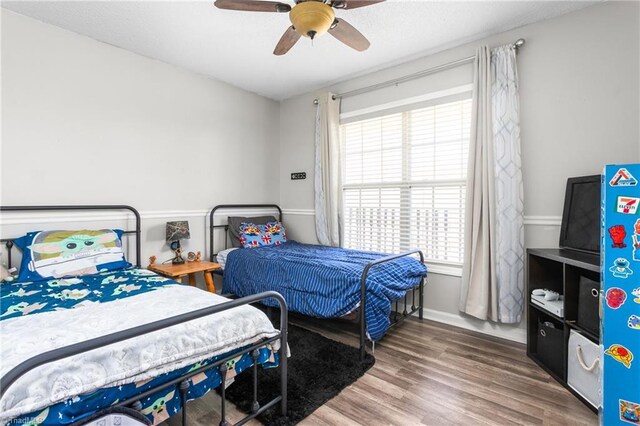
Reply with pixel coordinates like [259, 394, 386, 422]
[166, 221, 190, 242]
[289, 1, 335, 39]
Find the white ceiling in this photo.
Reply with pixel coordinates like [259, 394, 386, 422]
[2, 0, 597, 100]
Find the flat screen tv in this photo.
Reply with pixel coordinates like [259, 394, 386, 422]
[559, 175, 601, 254]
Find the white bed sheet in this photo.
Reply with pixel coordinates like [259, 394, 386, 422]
[216, 247, 239, 269]
[0, 284, 280, 422]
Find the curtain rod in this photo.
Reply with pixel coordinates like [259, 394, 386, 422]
[313, 38, 525, 105]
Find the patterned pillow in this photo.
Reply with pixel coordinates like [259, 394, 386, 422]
[228, 216, 277, 248]
[15, 229, 131, 282]
[239, 221, 287, 248]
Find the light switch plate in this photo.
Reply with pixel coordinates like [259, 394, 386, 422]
[291, 172, 306, 180]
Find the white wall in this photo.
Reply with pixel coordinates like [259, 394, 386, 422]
[0, 10, 281, 273]
[278, 1, 640, 342]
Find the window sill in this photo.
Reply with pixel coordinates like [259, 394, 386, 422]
[424, 262, 463, 277]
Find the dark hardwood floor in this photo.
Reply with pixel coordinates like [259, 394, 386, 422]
[165, 317, 597, 426]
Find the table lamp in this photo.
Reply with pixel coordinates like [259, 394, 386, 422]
[166, 221, 190, 265]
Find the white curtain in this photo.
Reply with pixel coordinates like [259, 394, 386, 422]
[459, 45, 524, 323]
[314, 92, 342, 246]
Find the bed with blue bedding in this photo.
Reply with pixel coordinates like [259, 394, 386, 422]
[210, 203, 428, 361]
[223, 241, 427, 342]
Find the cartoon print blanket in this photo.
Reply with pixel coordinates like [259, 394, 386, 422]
[0, 269, 281, 425]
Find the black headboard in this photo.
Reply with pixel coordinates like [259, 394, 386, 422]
[0, 205, 142, 268]
[209, 204, 282, 261]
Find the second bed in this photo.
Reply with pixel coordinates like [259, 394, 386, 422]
[209, 204, 428, 360]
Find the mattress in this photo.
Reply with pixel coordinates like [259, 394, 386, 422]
[0, 268, 282, 425]
[223, 241, 427, 341]
[216, 247, 238, 269]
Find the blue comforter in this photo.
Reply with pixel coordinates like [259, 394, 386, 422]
[223, 241, 427, 341]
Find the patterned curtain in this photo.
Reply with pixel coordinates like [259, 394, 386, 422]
[314, 93, 342, 246]
[492, 45, 525, 323]
[459, 45, 524, 323]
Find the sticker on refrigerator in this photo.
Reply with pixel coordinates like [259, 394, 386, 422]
[620, 399, 640, 424]
[610, 258, 634, 278]
[609, 225, 628, 248]
[605, 344, 634, 368]
[633, 220, 640, 261]
[629, 315, 640, 330]
[606, 287, 627, 309]
[617, 196, 640, 215]
[610, 168, 638, 187]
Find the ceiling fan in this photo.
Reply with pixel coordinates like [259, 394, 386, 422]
[214, 0, 385, 55]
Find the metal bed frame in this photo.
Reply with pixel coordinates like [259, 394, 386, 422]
[208, 204, 425, 361]
[0, 205, 288, 426]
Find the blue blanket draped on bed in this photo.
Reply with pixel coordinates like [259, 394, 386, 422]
[222, 241, 427, 341]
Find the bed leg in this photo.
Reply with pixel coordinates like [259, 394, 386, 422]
[403, 293, 408, 316]
[419, 278, 424, 320]
[279, 308, 288, 417]
[360, 263, 369, 363]
[179, 380, 189, 425]
[412, 286, 416, 311]
[219, 364, 230, 426]
[250, 349, 260, 414]
[359, 311, 366, 362]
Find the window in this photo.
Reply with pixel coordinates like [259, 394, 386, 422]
[341, 95, 472, 269]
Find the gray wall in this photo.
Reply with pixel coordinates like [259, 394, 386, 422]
[1, 11, 281, 267]
[278, 1, 640, 341]
[2, 3, 638, 340]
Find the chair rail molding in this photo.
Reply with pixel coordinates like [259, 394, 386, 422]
[0, 209, 562, 227]
[523, 216, 562, 226]
[281, 209, 562, 226]
[282, 209, 316, 216]
[0, 208, 283, 225]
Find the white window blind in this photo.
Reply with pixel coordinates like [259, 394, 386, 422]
[341, 96, 472, 266]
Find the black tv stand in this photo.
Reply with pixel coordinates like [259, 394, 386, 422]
[526, 248, 600, 412]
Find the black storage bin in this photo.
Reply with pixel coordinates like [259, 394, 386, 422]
[537, 319, 564, 378]
[577, 275, 600, 336]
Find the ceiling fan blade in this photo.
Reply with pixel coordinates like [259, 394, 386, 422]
[273, 26, 301, 55]
[332, 0, 385, 10]
[328, 19, 370, 52]
[214, 0, 291, 13]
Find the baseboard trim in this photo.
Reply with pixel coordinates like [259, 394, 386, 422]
[422, 308, 527, 344]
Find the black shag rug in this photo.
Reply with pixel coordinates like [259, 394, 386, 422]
[224, 324, 375, 425]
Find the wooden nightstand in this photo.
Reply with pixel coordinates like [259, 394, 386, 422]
[148, 261, 221, 293]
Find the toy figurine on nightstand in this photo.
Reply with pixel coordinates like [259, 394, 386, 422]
[187, 251, 202, 262]
[166, 221, 190, 265]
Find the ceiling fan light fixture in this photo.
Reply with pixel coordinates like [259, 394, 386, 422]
[289, 2, 336, 39]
